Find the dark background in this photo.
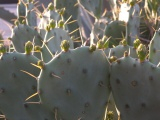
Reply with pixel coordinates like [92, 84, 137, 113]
[0, 0, 18, 4]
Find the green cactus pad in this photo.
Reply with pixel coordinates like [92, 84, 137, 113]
[42, 28, 74, 63]
[38, 46, 110, 119]
[110, 55, 160, 120]
[109, 44, 138, 58]
[90, 18, 109, 45]
[54, 0, 80, 41]
[124, 3, 140, 45]
[11, 24, 42, 53]
[38, 5, 60, 29]
[17, 0, 26, 23]
[0, 52, 42, 120]
[78, 0, 103, 19]
[149, 30, 160, 65]
[26, 0, 37, 26]
[104, 20, 126, 47]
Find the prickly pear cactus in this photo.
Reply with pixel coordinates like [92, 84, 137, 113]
[38, 43, 111, 119]
[0, 41, 56, 120]
[17, 0, 27, 23]
[22, 103, 55, 120]
[108, 39, 138, 58]
[44, 27, 73, 51]
[0, 50, 39, 119]
[78, 0, 103, 19]
[38, 2, 60, 29]
[54, 0, 80, 42]
[149, 29, 160, 65]
[104, 20, 126, 47]
[54, 0, 77, 20]
[125, 2, 140, 46]
[26, 0, 37, 26]
[95, 36, 110, 57]
[90, 17, 109, 45]
[39, 27, 74, 63]
[110, 48, 160, 120]
[10, 22, 42, 53]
